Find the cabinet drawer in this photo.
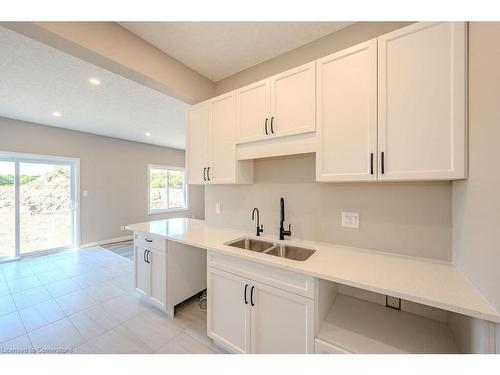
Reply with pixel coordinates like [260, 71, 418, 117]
[134, 233, 166, 252]
[315, 338, 352, 354]
[207, 251, 315, 299]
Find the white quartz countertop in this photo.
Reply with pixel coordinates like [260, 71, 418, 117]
[126, 218, 500, 323]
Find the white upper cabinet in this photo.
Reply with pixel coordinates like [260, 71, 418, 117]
[187, 93, 253, 185]
[236, 62, 316, 144]
[236, 79, 271, 143]
[377, 22, 467, 180]
[316, 40, 378, 182]
[210, 92, 239, 183]
[186, 102, 210, 184]
[270, 61, 316, 138]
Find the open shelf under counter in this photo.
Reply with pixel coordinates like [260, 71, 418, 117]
[316, 294, 459, 354]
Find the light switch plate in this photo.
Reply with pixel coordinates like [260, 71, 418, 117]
[341, 211, 359, 228]
[215, 203, 221, 215]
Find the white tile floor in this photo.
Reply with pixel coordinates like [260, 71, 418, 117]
[0, 247, 225, 354]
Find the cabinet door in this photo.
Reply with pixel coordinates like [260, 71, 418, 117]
[316, 40, 378, 182]
[209, 92, 236, 183]
[378, 22, 467, 180]
[207, 267, 251, 353]
[149, 250, 166, 308]
[236, 79, 271, 144]
[250, 281, 314, 354]
[270, 61, 316, 138]
[134, 246, 150, 296]
[186, 102, 210, 184]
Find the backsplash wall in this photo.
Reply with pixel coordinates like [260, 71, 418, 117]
[205, 154, 452, 261]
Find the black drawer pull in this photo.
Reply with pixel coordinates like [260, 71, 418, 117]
[250, 285, 255, 306]
[145, 238, 153, 243]
[381, 152, 385, 174]
[264, 118, 269, 135]
[244, 284, 248, 304]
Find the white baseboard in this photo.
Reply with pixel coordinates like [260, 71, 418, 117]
[80, 235, 133, 249]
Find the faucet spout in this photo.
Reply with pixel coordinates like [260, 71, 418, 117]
[279, 197, 291, 240]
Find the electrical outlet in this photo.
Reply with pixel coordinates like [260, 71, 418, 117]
[341, 211, 359, 228]
[120, 226, 125, 231]
[83, 190, 88, 197]
[215, 203, 221, 214]
[386, 295, 401, 310]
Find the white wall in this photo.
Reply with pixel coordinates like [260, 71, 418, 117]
[0, 116, 205, 245]
[452, 22, 500, 313]
[206, 154, 451, 260]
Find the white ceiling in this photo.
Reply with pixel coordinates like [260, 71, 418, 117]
[0, 26, 188, 149]
[119, 22, 354, 81]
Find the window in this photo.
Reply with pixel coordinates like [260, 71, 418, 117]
[148, 165, 188, 213]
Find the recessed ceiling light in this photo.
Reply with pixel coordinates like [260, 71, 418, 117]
[145, 132, 152, 137]
[88, 78, 101, 85]
[52, 111, 61, 117]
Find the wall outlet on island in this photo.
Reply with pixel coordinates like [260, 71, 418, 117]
[215, 203, 221, 215]
[341, 211, 359, 228]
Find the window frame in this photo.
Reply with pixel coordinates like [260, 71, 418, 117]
[147, 164, 189, 215]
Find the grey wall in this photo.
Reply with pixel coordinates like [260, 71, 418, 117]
[215, 22, 412, 95]
[452, 22, 500, 312]
[0, 116, 204, 245]
[206, 154, 451, 260]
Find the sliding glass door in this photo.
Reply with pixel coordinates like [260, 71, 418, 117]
[0, 161, 16, 259]
[0, 153, 79, 260]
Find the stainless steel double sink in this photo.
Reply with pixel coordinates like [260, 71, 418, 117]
[225, 237, 316, 262]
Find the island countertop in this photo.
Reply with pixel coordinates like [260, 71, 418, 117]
[126, 218, 500, 323]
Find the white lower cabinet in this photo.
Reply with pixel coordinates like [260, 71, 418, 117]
[207, 265, 315, 354]
[207, 267, 251, 353]
[134, 234, 207, 317]
[134, 246, 167, 309]
[250, 280, 314, 354]
[134, 246, 150, 297]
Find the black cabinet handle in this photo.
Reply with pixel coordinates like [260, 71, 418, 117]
[146, 250, 151, 264]
[143, 249, 147, 263]
[145, 238, 152, 243]
[203, 167, 207, 181]
[244, 284, 248, 304]
[207, 167, 211, 181]
[370, 153, 374, 175]
[250, 285, 255, 306]
[270, 116, 274, 134]
[381, 152, 385, 174]
[264, 118, 268, 135]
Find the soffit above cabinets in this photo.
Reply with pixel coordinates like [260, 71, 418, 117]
[118, 22, 354, 81]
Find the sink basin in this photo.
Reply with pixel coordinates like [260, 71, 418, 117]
[264, 245, 316, 261]
[226, 238, 275, 253]
[226, 237, 316, 261]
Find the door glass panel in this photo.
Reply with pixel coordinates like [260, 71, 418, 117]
[19, 162, 72, 254]
[0, 161, 15, 258]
